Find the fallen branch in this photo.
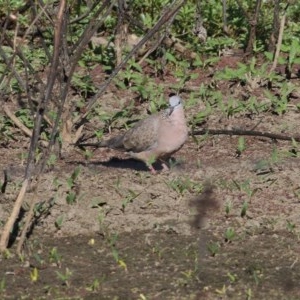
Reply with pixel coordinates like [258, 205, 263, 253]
[191, 128, 300, 142]
[0, 179, 29, 251]
[3, 105, 32, 138]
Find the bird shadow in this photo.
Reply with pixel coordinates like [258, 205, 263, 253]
[94, 157, 153, 172]
[69, 157, 181, 173]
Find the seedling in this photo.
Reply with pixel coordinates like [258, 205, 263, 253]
[0, 278, 5, 293]
[206, 241, 220, 257]
[15, 108, 34, 129]
[286, 220, 296, 233]
[94, 129, 104, 140]
[181, 269, 196, 281]
[232, 179, 256, 199]
[2, 249, 11, 259]
[32, 253, 45, 268]
[30, 267, 38, 282]
[49, 247, 62, 267]
[86, 278, 103, 292]
[55, 215, 65, 230]
[236, 137, 246, 157]
[66, 167, 81, 204]
[167, 177, 203, 196]
[67, 167, 81, 189]
[215, 284, 227, 295]
[121, 189, 141, 213]
[225, 200, 233, 216]
[152, 244, 168, 260]
[241, 201, 248, 218]
[56, 268, 72, 287]
[108, 234, 127, 272]
[224, 228, 236, 242]
[271, 146, 279, 164]
[227, 272, 237, 283]
[84, 149, 93, 160]
[246, 288, 252, 300]
[66, 191, 77, 204]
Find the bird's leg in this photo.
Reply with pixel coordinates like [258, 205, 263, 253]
[160, 160, 169, 172]
[148, 164, 157, 175]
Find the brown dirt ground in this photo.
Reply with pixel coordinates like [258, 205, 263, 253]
[1, 56, 300, 299]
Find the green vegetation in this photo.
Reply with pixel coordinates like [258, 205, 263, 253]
[0, 0, 300, 299]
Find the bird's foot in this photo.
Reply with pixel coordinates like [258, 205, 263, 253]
[148, 165, 157, 175]
[161, 162, 170, 172]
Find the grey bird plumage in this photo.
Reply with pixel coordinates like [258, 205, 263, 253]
[79, 95, 188, 173]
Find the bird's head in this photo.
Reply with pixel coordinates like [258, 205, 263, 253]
[168, 95, 182, 115]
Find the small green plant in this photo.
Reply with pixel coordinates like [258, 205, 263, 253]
[286, 220, 296, 233]
[72, 73, 96, 97]
[30, 267, 39, 282]
[215, 284, 228, 295]
[224, 228, 236, 242]
[281, 39, 300, 77]
[167, 177, 202, 196]
[49, 247, 62, 267]
[0, 277, 5, 293]
[138, 294, 148, 300]
[107, 233, 127, 272]
[15, 108, 34, 129]
[56, 268, 72, 287]
[86, 278, 104, 292]
[46, 154, 57, 168]
[121, 189, 141, 213]
[32, 253, 45, 268]
[227, 272, 237, 283]
[67, 167, 81, 189]
[241, 201, 248, 218]
[181, 269, 196, 281]
[236, 137, 246, 157]
[66, 191, 76, 204]
[0, 115, 14, 141]
[246, 288, 252, 300]
[206, 241, 220, 257]
[152, 244, 167, 260]
[225, 200, 233, 216]
[293, 187, 300, 200]
[271, 146, 279, 164]
[66, 167, 81, 204]
[232, 179, 256, 199]
[55, 215, 65, 230]
[2, 249, 11, 259]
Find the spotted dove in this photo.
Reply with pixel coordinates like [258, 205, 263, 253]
[79, 95, 188, 173]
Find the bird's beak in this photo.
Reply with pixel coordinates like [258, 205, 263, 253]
[168, 106, 174, 116]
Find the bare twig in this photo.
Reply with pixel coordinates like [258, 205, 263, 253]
[16, 0, 67, 254]
[0, 0, 67, 253]
[0, 179, 29, 251]
[245, 0, 262, 54]
[74, 0, 187, 130]
[138, 4, 177, 64]
[3, 105, 32, 138]
[268, 0, 281, 52]
[270, 4, 289, 74]
[191, 128, 300, 142]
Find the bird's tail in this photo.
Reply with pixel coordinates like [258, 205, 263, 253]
[77, 135, 125, 149]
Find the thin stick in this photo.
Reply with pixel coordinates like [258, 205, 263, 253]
[16, 0, 67, 253]
[191, 128, 300, 142]
[0, 179, 29, 251]
[270, 5, 289, 73]
[3, 105, 32, 137]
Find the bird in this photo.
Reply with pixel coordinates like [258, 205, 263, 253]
[78, 95, 188, 174]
